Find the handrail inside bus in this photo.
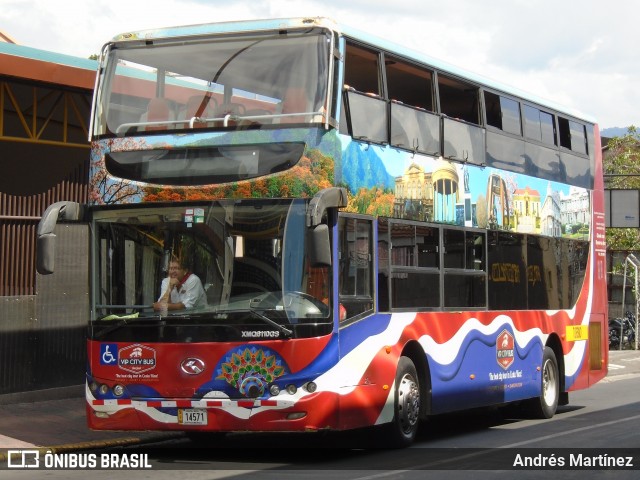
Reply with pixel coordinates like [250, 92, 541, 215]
[96, 304, 153, 310]
[114, 111, 327, 135]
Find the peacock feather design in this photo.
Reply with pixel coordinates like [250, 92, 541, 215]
[216, 347, 287, 397]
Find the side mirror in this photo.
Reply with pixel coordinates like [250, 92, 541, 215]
[308, 224, 331, 267]
[36, 233, 57, 275]
[36, 201, 82, 275]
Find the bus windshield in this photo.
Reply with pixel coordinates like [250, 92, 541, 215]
[94, 28, 331, 137]
[91, 199, 331, 341]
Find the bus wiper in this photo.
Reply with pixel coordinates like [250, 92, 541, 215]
[93, 319, 131, 339]
[93, 319, 145, 339]
[93, 311, 161, 339]
[247, 308, 293, 339]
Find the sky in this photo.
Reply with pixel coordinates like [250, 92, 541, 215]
[2, 0, 638, 130]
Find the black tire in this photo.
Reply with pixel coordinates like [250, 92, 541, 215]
[529, 346, 560, 419]
[384, 356, 421, 448]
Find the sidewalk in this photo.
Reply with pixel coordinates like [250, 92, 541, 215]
[0, 350, 638, 453]
[0, 395, 178, 452]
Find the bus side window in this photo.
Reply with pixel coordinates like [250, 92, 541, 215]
[338, 216, 374, 322]
[344, 43, 381, 95]
[438, 74, 480, 125]
[377, 218, 390, 312]
[342, 42, 388, 144]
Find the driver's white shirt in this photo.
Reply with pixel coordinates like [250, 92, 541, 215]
[158, 273, 207, 309]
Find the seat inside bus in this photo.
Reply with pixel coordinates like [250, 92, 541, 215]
[140, 98, 176, 131]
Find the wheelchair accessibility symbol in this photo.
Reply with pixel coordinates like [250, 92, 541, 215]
[100, 343, 118, 365]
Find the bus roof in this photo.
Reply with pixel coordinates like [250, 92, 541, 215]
[109, 17, 596, 124]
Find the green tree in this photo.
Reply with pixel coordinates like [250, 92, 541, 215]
[604, 126, 640, 250]
[605, 126, 640, 188]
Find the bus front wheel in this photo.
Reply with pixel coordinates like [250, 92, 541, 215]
[385, 356, 421, 447]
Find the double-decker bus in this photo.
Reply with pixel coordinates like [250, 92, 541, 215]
[37, 17, 608, 447]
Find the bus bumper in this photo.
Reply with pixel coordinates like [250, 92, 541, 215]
[87, 391, 343, 432]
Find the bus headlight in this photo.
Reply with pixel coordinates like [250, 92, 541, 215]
[269, 384, 281, 396]
[113, 384, 125, 397]
[304, 382, 317, 393]
[285, 384, 297, 395]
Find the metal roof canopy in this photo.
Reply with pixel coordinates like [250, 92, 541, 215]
[0, 43, 97, 196]
[0, 42, 97, 151]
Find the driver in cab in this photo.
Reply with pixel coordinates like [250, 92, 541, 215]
[153, 256, 207, 312]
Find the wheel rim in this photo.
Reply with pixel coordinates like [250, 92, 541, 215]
[397, 372, 420, 435]
[541, 358, 557, 406]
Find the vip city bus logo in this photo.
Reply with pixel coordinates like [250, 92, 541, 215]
[496, 329, 515, 370]
[118, 344, 157, 374]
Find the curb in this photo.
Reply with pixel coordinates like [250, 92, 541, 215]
[0, 433, 183, 462]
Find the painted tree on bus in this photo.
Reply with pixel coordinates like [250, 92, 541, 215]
[345, 186, 395, 216]
[141, 149, 335, 202]
[89, 138, 147, 204]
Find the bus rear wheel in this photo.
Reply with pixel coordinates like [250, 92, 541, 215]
[528, 346, 560, 419]
[385, 356, 421, 447]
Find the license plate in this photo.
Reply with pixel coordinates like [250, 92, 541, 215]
[178, 408, 207, 425]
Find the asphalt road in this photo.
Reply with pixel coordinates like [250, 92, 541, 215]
[4, 350, 639, 480]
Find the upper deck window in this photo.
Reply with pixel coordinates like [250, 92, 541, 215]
[438, 74, 480, 125]
[94, 29, 331, 137]
[342, 42, 387, 144]
[385, 57, 439, 154]
[558, 117, 587, 155]
[344, 43, 382, 95]
[484, 91, 521, 136]
[524, 105, 556, 146]
[385, 56, 434, 112]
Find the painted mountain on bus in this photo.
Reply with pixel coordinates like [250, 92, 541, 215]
[340, 141, 395, 194]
